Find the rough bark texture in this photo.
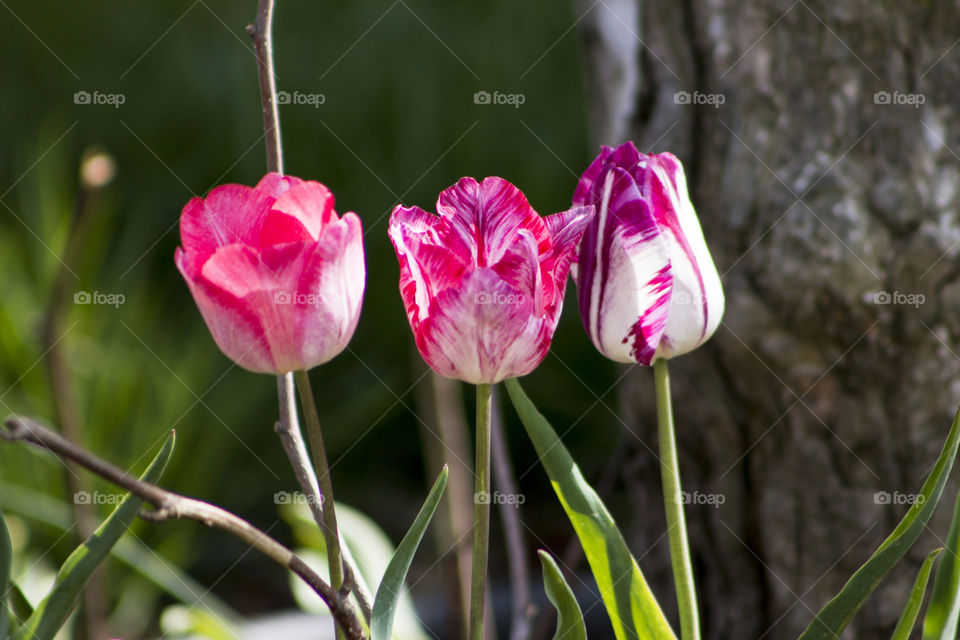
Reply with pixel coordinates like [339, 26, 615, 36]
[578, 1, 960, 638]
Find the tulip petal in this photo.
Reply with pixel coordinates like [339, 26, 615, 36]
[576, 168, 673, 364]
[179, 185, 276, 266]
[262, 181, 337, 244]
[254, 172, 305, 198]
[175, 245, 278, 373]
[437, 177, 550, 267]
[644, 154, 724, 359]
[389, 205, 472, 327]
[541, 205, 595, 315]
[416, 269, 551, 384]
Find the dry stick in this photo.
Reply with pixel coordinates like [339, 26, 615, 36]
[43, 169, 108, 640]
[0, 415, 366, 640]
[247, 0, 283, 175]
[490, 387, 533, 640]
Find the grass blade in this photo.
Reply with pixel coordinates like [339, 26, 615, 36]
[799, 408, 960, 639]
[892, 548, 941, 640]
[538, 550, 586, 640]
[13, 431, 175, 640]
[371, 466, 448, 640]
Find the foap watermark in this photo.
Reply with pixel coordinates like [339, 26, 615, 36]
[874, 90, 925, 109]
[274, 291, 323, 307]
[74, 90, 125, 108]
[673, 90, 725, 108]
[473, 90, 525, 108]
[474, 291, 524, 306]
[672, 291, 705, 307]
[474, 491, 525, 507]
[871, 290, 925, 308]
[676, 491, 725, 508]
[75, 490, 125, 505]
[74, 290, 125, 308]
[277, 90, 326, 108]
[874, 491, 924, 506]
[274, 490, 324, 506]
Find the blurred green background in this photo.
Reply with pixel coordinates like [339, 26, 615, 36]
[0, 0, 635, 636]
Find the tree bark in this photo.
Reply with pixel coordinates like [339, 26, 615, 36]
[578, 1, 960, 638]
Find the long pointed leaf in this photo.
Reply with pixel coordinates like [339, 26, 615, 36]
[371, 466, 448, 640]
[923, 487, 960, 639]
[0, 480, 239, 628]
[7, 582, 33, 628]
[14, 431, 175, 640]
[1, 512, 11, 638]
[892, 548, 941, 640]
[799, 408, 960, 639]
[538, 550, 587, 640]
[505, 378, 675, 640]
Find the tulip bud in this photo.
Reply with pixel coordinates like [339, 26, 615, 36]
[572, 142, 724, 364]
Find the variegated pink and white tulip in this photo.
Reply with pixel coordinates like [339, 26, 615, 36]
[572, 142, 724, 365]
[175, 172, 365, 374]
[389, 177, 594, 384]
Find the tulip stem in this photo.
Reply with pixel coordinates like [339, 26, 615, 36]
[654, 358, 700, 640]
[469, 383, 493, 640]
[294, 370, 345, 640]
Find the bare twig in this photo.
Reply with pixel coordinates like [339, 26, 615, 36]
[490, 387, 533, 640]
[275, 380, 373, 623]
[246, 0, 283, 174]
[1, 415, 365, 640]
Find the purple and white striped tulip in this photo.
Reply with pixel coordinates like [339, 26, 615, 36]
[572, 142, 724, 365]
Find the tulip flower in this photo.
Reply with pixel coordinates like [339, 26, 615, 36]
[390, 176, 592, 640]
[573, 141, 725, 640]
[175, 172, 365, 374]
[388, 176, 594, 384]
[572, 142, 724, 365]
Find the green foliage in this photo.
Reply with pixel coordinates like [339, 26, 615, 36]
[892, 548, 941, 640]
[538, 550, 587, 640]
[923, 488, 960, 639]
[799, 409, 960, 639]
[13, 432, 174, 640]
[505, 378, 675, 640]
[371, 466, 448, 640]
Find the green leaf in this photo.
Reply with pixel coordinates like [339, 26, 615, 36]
[14, 431, 175, 640]
[0, 481, 239, 630]
[799, 408, 960, 640]
[7, 582, 33, 628]
[1, 512, 11, 639]
[505, 378, 675, 640]
[371, 466, 448, 640]
[923, 487, 960, 640]
[538, 550, 587, 640]
[892, 548, 941, 640]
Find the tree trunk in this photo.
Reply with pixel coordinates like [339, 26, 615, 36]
[577, 1, 960, 638]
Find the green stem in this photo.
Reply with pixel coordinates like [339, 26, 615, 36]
[654, 358, 700, 640]
[469, 383, 492, 640]
[294, 370, 345, 640]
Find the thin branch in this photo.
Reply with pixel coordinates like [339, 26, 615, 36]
[1, 415, 365, 640]
[490, 386, 533, 640]
[275, 377, 373, 622]
[246, 0, 283, 174]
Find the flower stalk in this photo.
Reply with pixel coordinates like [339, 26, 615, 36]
[654, 358, 700, 640]
[294, 370, 346, 638]
[469, 383, 493, 640]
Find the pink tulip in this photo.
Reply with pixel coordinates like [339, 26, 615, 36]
[175, 172, 365, 374]
[572, 142, 724, 365]
[389, 177, 594, 384]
